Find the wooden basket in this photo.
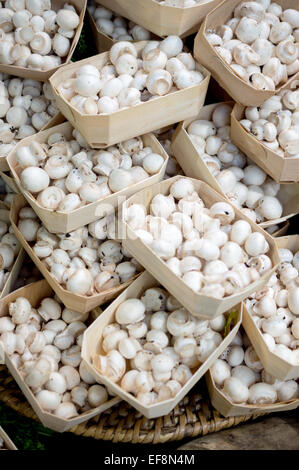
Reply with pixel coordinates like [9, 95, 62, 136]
[48, 42, 210, 148]
[96, 0, 222, 38]
[231, 103, 299, 183]
[193, 0, 299, 107]
[0, 0, 86, 81]
[10, 194, 141, 314]
[243, 235, 299, 381]
[120, 176, 280, 319]
[171, 103, 299, 229]
[0, 426, 17, 450]
[205, 370, 299, 418]
[0, 111, 65, 173]
[7, 122, 169, 234]
[82, 271, 242, 419]
[0, 280, 121, 433]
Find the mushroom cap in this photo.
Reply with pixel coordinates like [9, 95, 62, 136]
[74, 75, 102, 97]
[141, 287, 167, 312]
[66, 269, 93, 295]
[56, 9, 79, 30]
[115, 298, 145, 324]
[223, 376, 249, 403]
[248, 382, 277, 404]
[170, 178, 195, 200]
[210, 359, 231, 386]
[231, 365, 257, 388]
[20, 166, 50, 193]
[288, 287, 299, 316]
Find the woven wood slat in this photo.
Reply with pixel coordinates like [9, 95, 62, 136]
[0, 365, 267, 444]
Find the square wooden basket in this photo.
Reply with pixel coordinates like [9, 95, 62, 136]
[231, 103, 299, 184]
[243, 235, 299, 381]
[0, 0, 86, 81]
[48, 42, 210, 149]
[96, 0, 223, 38]
[171, 103, 299, 229]
[82, 271, 242, 419]
[7, 122, 169, 234]
[10, 194, 142, 314]
[194, 0, 299, 107]
[0, 280, 120, 433]
[119, 176, 280, 319]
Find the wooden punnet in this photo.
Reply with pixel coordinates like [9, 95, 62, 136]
[231, 103, 299, 184]
[10, 194, 142, 314]
[82, 271, 242, 419]
[0, 280, 120, 433]
[194, 0, 299, 107]
[205, 369, 299, 418]
[96, 0, 223, 38]
[243, 236, 299, 381]
[48, 42, 210, 148]
[7, 122, 169, 234]
[171, 103, 299, 229]
[120, 176, 280, 319]
[0, 0, 86, 81]
[0, 427, 17, 450]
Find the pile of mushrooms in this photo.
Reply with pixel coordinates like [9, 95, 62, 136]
[125, 178, 273, 298]
[0, 74, 58, 157]
[57, 37, 204, 115]
[211, 328, 299, 404]
[0, 0, 80, 71]
[245, 244, 299, 365]
[17, 205, 142, 296]
[0, 205, 20, 292]
[93, 285, 230, 405]
[240, 88, 299, 158]
[0, 294, 111, 418]
[89, 3, 153, 42]
[15, 130, 166, 210]
[186, 103, 285, 223]
[206, 0, 299, 91]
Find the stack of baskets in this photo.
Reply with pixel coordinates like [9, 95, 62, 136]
[0, 0, 298, 442]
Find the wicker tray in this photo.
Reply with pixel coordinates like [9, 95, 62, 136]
[0, 366, 266, 444]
